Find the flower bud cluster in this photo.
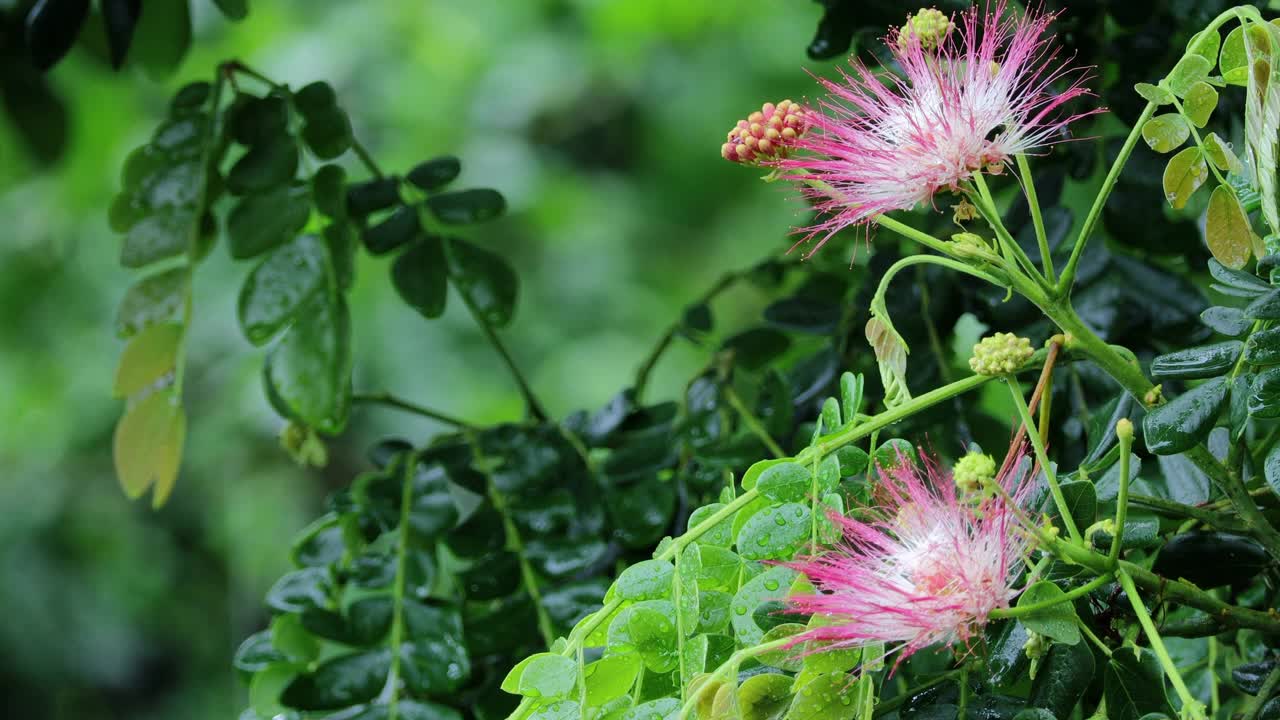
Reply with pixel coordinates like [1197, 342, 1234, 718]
[954, 450, 997, 497]
[898, 8, 953, 51]
[721, 99, 807, 164]
[969, 332, 1034, 376]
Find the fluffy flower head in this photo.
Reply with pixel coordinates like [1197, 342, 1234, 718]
[784, 2, 1100, 252]
[786, 452, 1031, 662]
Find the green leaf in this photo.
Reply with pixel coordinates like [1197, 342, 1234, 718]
[425, 188, 506, 224]
[121, 205, 198, 268]
[730, 565, 796, 647]
[1150, 341, 1243, 379]
[266, 567, 329, 613]
[362, 205, 420, 256]
[130, 0, 191, 79]
[1142, 376, 1230, 455]
[212, 0, 248, 20]
[763, 296, 840, 334]
[1250, 368, 1280, 418]
[1201, 306, 1251, 336]
[1016, 581, 1081, 645]
[627, 606, 678, 673]
[1135, 83, 1174, 105]
[676, 543, 701, 634]
[280, 649, 389, 711]
[615, 559, 674, 601]
[312, 164, 347, 219]
[1141, 114, 1189, 153]
[696, 590, 732, 634]
[1265, 444, 1280, 499]
[1207, 186, 1254, 270]
[238, 234, 331, 346]
[392, 235, 449, 319]
[400, 601, 471, 694]
[1246, 328, 1280, 366]
[502, 653, 577, 699]
[1152, 530, 1268, 588]
[264, 295, 351, 434]
[227, 183, 311, 259]
[686, 503, 734, 548]
[529, 700, 582, 720]
[301, 106, 352, 160]
[1162, 147, 1209, 209]
[1221, 25, 1255, 86]
[113, 389, 185, 507]
[697, 546, 742, 592]
[1183, 82, 1219, 128]
[756, 462, 812, 503]
[271, 612, 319, 662]
[836, 446, 869, 476]
[347, 178, 402, 217]
[722, 328, 791, 371]
[1104, 648, 1175, 720]
[737, 673, 793, 720]
[1189, 28, 1222, 65]
[1055, 480, 1096, 537]
[1029, 640, 1096, 719]
[226, 140, 299, 195]
[249, 663, 295, 718]
[736, 502, 810, 561]
[116, 266, 188, 337]
[445, 237, 518, 328]
[786, 672, 859, 720]
[407, 156, 462, 192]
[234, 630, 284, 673]
[1204, 133, 1244, 174]
[113, 322, 182, 397]
[582, 654, 640, 706]
[623, 699, 679, 720]
[874, 438, 915, 470]
[1166, 54, 1212, 97]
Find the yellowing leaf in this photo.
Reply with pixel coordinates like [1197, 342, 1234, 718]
[1183, 82, 1218, 128]
[1142, 114, 1190, 153]
[1163, 147, 1209, 209]
[1207, 186, 1253, 269]
[113, 390, 186, 507]
[113, 322, 183, 397]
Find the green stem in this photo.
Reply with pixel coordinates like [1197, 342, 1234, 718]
[352, 391, 477, 429]
[957, 667, 969, 720]
[1016, 153, 1055, 283]
[384, 451, 419, 720]
[991, 573, 1113, 619]
[677, 636, 793, 720]
[1109, 424, 1133, 564]
[1057, 100, 1157, 295]
[970, 171, 1044, 286]
[457, 290, 549, 422]
[1127, 493, 1249, 532]
[1116, 569, 1206, 720]
[1006, 377, 1083, 543]
[1078, 618, 1113, 657]
[723, 386, 786, 458]
[873, 213, 965, 257]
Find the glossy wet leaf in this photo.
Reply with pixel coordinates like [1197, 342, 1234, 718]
[264, 295, 351, 434]
[362, 205, 420, 256]
[501, 653, 577, 699]
[1141, 114, 1189, 153]
[1153, 531, 1268, 588]
[1104, 648, 1175, 720]
[392, 235, 449, 319]
[786, 671, 859, 720]
[1207, 186, 1254, 270]
[730, 565, 796, 647]
[239, 234, 331, 345]
[736, 502, 810, 561]
[1150, 341, 1242, 379]
[1183, 82, 1218, 128]
[686, 503, 734, 548]
[280, 649, 389, 710]
[1204, 133, 1244, 174]
[227, 140, 299, 195]
[1201, 306, 1251, 336]
[1162, 147, 1208, 209]
[615, 559, 674, 601]
[1246, 328, 1280, 366]
[1165, 54, 1211, 97]
[1134, 82, 1174, 105]
[582, 654, 640, 706]
[25, 0, 90, 71]
[227, 184, 311, 259]
[1142, 376, 1230, 454]
[1015, 581, 1080, 645]
[445, 237, 518, 328]
[756, 462, 811, 503]
[1249, 368, 1280, 418]
[1029, 641, 1095, 719]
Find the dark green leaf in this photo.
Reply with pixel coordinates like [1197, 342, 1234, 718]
[301, 107, 352, 160]
[1246, 289, 1280, 320]
[1233, 659, 1277, 694]
[1105, 649, 1175, 720]
[212, 0, 248, 21]
[1201, 306, 1251, 336]
[1055, 480, 1096, 536]
[227, 184, 311, 259]
[233, 630, 284, 673]
[425, 189, 506, 224]
[266, 567, 330, 613]
[25, 0, 90, 71]
[227, 140, 299, 195]
[392, 236, 449, 319]
[116, 266, 188, 337]
[1265, 444, 1280, 499]
[721, 328, 791, 371]
[347, 178, 402, 217]
[362, 205, 420, 256]
[1152, 531, 1268, 588]
[1029, 641, 1096, 719]
[1142, 377, 1230, 455]
[445, 237, 518, 328]
[238, 234, 331, 346]
[229, 95, 289, 146]
[280, 650, 389, 710]
[264, 296, 351, 434]
[407, 157, 462, 192]
[313, 164, 347, 219]
[101, 0, 141, 69]
[1250, 369, 1280, 418]
[763, 297, 840, 334]
[1247, 327, 1280, 365]
[400, 601, 471, 694]
[1151, 341, 1242, 379]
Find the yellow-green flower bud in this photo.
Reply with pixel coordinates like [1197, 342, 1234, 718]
[1023, 630, 1051, 660]
[898, 8, 953, 52]
[969, 332, 1034, 376]
[954, 451, 996, 496]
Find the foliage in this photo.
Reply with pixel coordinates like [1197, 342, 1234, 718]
[32, 1, 1280, 720]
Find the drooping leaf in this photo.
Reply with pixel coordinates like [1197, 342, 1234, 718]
[264, 295, 351, 434]
[445, 237, 518, 328]
[1206, 185, 1255, 270]
[392, 235, 449, 319]
[113, 389, 185, 507]
[1162, 147, 1209, 209]
[238, 234, 332, 345]
[113, 322, 182, 397]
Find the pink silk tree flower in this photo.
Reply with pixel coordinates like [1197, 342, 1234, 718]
[782, 2, 1101, 253]
[785, 453, 1033, 664]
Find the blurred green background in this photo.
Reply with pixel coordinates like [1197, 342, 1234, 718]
[0, 2, 830, 717]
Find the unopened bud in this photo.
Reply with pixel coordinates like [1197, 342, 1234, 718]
[1115, 418, 1134, 443]
[969, 332, 1035, 376]
[954, 451, 997, 497]
[953, 199, 979, 223]
[280, 421, 329, 468]
[721, 99, 809, 164]
[898, 8, 953, 52]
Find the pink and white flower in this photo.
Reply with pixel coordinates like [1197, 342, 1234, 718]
[782, 2, 1101, 253]
[785, 453, 1032, 663]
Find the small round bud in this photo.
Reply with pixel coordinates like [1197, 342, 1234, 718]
[1115, 418, 1134, 443]
[954, 451, 997, 496]
[720, 98, 811, 165]
[898, 8, 953, 52]
[969, 332, 1035, 376]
